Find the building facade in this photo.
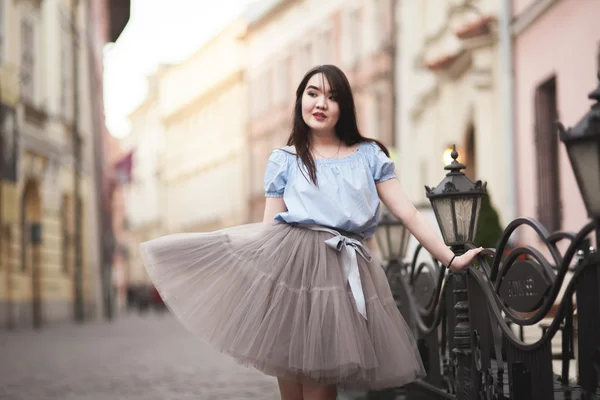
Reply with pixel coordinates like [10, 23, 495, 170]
[244, 0, 398, 222]
[121, 72, 165, 289]
[0, 0, 129, 329]
[512, 0, 600, 246]
[87, 0, 130, 321]
[158, 19, 248, 234]
[396, 0, 514, 227]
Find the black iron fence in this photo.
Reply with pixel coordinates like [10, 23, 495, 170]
[377, 72, 600, 400]
[384, 223, 598, 400]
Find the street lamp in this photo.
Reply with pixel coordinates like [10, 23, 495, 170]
[375, 208, 410, 264]
[443, 145, 455, 166]
[557, 71, 600, 394]
[558, 71, 600, 220]
[425, 145, 487, 247]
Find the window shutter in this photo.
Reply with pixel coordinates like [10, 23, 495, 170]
[534, 77, 561, 232]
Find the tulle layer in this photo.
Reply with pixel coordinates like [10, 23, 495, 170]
[140, 222, 425, 389]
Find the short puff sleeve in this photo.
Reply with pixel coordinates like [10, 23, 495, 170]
[263, 149, 288, 197]
[368, 142, 396, 183]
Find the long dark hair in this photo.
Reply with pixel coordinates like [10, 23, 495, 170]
[287, 65, 390, 185]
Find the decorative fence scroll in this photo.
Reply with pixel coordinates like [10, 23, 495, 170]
[384, 217, 600, 400]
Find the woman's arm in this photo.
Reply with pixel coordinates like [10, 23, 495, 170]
[263, 197, 287, 224]
[376, 178, 481, 270]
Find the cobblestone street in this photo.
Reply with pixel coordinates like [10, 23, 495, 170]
[0, 312, 282, 400]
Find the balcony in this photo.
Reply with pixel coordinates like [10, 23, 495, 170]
[0, 65, 19, 107]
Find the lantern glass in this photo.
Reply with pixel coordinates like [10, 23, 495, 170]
[455, 195, 482, 243]
[375, 223, 391, 262]
[431, 197, 455, 245]
[388, 222, 409, 260]
[565, 138, 600, 217]
[431, 196, 482, 246]
[375, 212, 410, 262]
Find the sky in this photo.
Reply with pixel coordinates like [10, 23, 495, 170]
[103, 0, 258, 138]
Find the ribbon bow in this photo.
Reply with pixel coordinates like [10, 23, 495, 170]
[302, 225, 372, 320]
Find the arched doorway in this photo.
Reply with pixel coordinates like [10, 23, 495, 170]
[464, 124, 477, 181]
[22, 180, 42, 329]
[3, 227, 14, 329]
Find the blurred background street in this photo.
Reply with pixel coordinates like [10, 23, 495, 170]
[0, 312, 280, 400]
[1, 0, 599, 398]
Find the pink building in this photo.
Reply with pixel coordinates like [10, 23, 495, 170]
[513, 0, 600, 245]
[244, 0, 397, 222]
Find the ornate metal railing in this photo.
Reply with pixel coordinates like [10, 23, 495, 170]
[384, 218, 600, 400]
[372, 69, 600, 400]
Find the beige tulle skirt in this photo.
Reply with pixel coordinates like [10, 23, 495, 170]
[139, 222, 425, 390]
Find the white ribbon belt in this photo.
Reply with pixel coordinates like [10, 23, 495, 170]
[301, 225, 372, 320]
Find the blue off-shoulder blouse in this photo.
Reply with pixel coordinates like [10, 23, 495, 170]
[263, 141, 396, 239]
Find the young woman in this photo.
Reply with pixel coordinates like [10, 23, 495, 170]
[140, 65, 482, 400]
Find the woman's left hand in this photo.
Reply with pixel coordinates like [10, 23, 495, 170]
[449, 247, 484, 271]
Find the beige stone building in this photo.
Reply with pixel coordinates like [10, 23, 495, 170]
[244, 0, 398, 222]
[156, 19, 248, 234]
[0, 0, 129, 329]
[396, 0, 515, 226]
[121, 72, 165, 287]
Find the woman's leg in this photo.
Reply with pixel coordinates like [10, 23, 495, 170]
[302, 382, 337, 400]
[277, 378, 304, 400]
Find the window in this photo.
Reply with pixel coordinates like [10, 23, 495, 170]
[60, 10, 74, 122]
[373, 91, 383, 140]
[534, 76, 561, 231]
[349, 8, 362, 64]
[302, 42, 313, 73]
[272, 65, 281, 106]
[284, 56, 293, 98]
[251, 71, 273, 117]
[420, 0, 428, 41]
[249, 77, 259, 117]
[61, 195, 72, 274]
[274, 60, 288, 105]
[317, 30, 332, 64]
[0, 0, 5, 63]
[597, 41, 600, 71]
[264, 69, 273, 114]
[294, 43, 312, 82]
[251, 139, 269, 199]
[372, 0, 382, 50]
[2, 227, 11, 273]
[20, 18, 36, 104]
[420, 160, 428, 202]
[464, 125, 477, 182]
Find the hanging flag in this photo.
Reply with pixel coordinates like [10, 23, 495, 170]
[114, 151, 133, 185]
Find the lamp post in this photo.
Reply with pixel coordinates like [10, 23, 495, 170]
[425, 145, 487, 249]
[425, 145, 487, 400]
[374, 208, 411, 314]
[375, 208, 410, 267]
[371, 212, 410, 400]
[558, 71, 600, 228]
[557, 71, 600, 394]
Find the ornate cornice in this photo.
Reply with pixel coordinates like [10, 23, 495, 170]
[455, 16, 496, 40]
[511, 0, 559, 36]
[415, 1, 497, 78]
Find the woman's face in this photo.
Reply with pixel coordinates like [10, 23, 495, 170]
[301, 73, 340, 134]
